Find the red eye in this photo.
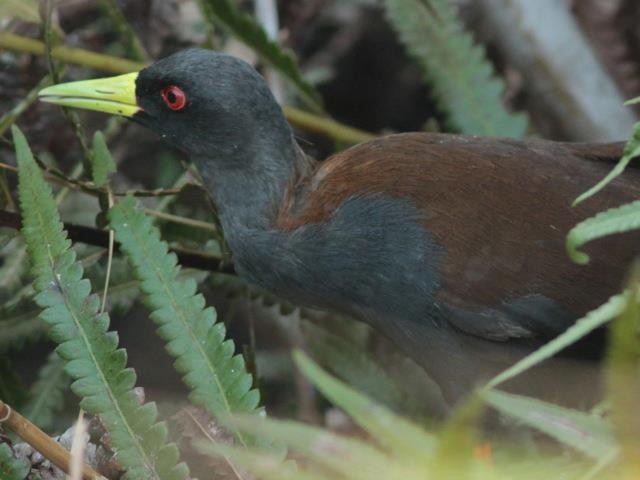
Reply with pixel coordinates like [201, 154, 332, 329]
[161, 85, 187, 111]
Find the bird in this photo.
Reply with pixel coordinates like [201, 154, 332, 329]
[38, 48, 639, 403]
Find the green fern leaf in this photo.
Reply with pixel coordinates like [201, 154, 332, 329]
[109, 196, 261, 447]
[566, 200, 640, 265]
[90, 131, 116, 188]
[383, 0, 528, 137]
[23, 351, 69, 430]
[13, 125, 188, 480]
[0, 444, 30, 480]
[197, 0, 322, 112]
[574, 122, 640, 205]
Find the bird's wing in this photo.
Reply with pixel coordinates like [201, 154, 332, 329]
[279, 133, 637, 342]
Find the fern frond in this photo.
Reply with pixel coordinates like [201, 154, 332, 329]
[383, 0, 528, 137]
[13, 126, 188, 480]
[574, 123, 640, 205]
[23, 351, 69, 430]
[566, 200, 640, 265]
[197, 0, 322, 112]
[0, 444, 30, 480]
[109, 197, 261, 447]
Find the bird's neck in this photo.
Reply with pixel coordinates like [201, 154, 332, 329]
[192, 134, 309, 233]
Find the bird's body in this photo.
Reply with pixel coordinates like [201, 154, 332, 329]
[39, 49, 639, 402]
[204, 131, 636, 401]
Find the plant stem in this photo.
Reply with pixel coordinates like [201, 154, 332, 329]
[0, 33, 375, 144]
[283, 105, 375, 144]
[0, 32, 143, 74]
[0, 400, 105, 480]
[142, 208, 218, 233]
[0, 209, 234, 274]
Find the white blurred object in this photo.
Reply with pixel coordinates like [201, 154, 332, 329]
[475, 0, 637, 141]
[255, 0, 285, 103]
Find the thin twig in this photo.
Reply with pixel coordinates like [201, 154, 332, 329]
[100, 192, 115, 313]
[0, 400, 105, 480]
[0, 209, 235, 274]
[143, 208, 218, 233]
[0, 32, 143, 74]
[0, 161, 189, 197]
[283, 105, 376, 144]
[183, 409, 248, 480]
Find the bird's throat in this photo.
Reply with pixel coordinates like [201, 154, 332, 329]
[193, 141, 309, 233]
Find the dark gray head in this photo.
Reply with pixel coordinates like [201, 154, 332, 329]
[134, 49, 304, 229]
[134, 49, 294, 164]
[38, 48, 304, 229]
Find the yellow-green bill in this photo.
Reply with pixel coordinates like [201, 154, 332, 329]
[38, 72, 139, 117]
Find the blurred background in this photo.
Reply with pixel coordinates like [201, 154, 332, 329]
[1, 0, 640, 469]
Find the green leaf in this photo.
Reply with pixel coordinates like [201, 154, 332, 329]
[109, 196, 261, 447]
[90, 131, 116, 188]
[98, 0, 148, 62]
[566, 200, 640, 265]
[383, 0, 528, 137]
[202, 356, 591, 480]
[0, 314, 47, 353]
[196, 443, 315, 480]
[0, 444, 30, 480]
[606, 264, 640, 471]
[208, 415, 398, 480]
[431, 394, 484, 474]
[197, 0, 322, 112]
[486, 293, 626, 388]
[484, 390, 618, 461]
[293, 351, 436, 462]
[302, 320, 420, 414]
[23, 351, 69, 430]
[13, 125, 188, 480]
[574, 122, 640, 205]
